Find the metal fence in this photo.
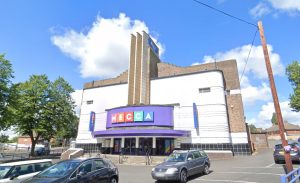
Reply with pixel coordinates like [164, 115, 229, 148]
[281, 167, 300, 183]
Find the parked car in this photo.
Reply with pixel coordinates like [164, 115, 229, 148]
[0, 159, 52, 183]
[273, 142, 300, 163]
[151, 150, 210, 183]
[34, 147, 46, 156]
[22, 157, 119, 183]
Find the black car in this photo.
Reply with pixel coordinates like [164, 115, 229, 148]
[273, 142, 300, 163]
[152, 150, 210, 183]
[22, 157, 119, 183]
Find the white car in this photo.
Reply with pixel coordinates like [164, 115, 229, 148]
[0, 159, 52, 183]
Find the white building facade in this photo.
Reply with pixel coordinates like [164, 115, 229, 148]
[76, 32, 251, 156]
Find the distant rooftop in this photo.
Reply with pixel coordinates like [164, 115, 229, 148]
[265, 122, 300, 132]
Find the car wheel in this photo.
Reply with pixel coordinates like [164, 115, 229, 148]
[110, 177, 118, 183]
[180, 169, 187, 183]
[203, 164, 209, 175]
[274, 160, 280, 164]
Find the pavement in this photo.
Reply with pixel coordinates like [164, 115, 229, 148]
[117, 148, 297, 183]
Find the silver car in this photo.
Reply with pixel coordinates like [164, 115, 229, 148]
[151, 150, 210, 183]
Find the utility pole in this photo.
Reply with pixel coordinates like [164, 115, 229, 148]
[258, 21, 293, 173]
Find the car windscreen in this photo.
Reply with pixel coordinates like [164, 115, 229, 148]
[36, 161, 80, 178]
[166, 153, 187, 162]
[0, 166, 12, 179]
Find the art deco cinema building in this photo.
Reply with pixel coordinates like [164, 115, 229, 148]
[76, 31, 252, 156]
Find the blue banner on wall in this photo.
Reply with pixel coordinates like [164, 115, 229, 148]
[89, 111, 96, 132]
[193, 103, 199, 135]
[193, 103, 199, 130]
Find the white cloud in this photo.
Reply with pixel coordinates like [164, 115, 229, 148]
[192, 44, 284, 105]
[248, 101, 300, 129]
[250, 2, 272, 18]
[250, 0, 300, 18]
[268, 0, 300, 12]
[51, 13, 164, 79]
[202, 44, 284, 79]
[71, 89, 83, 116]
[241, 82, 272, 105]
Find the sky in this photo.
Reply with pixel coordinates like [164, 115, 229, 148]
[0, 0, 300, 132]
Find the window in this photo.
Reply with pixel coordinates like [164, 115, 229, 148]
[78, 161, 92, 173]
[86, 100, 93, 104]
[187, 153, 194, 160]
[94, 160, 106, 170]
[34, 162, 52, 172]
[199, 88, 211, 93]
[199, 150, 208, 157]
[192, 151, 201, 159]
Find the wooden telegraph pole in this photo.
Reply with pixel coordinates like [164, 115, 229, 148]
[258, 21, 293, 173]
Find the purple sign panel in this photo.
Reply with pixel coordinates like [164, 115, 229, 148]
[106, 106, 174, 128]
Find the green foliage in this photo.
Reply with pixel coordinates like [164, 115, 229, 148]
[248, 124, 257, 133]
[8, 136, 18, 143]
[14, 75, 77, 155]
[0, 134, 9, 143]
[0, 54, 15, 130]
[286, 61, 300, 112]
[271, 113, 278, 125]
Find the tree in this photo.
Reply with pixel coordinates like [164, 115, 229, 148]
[286, 61, 300, 112]
[8, 136, 18, 143]
[0, 54, 15, 130]
[271, 112, 278, 126]
[14, 75, 77, 156]
[248, 124, 258, 133]
[0, 134, 9, 143]
[42, 77, 78, 144]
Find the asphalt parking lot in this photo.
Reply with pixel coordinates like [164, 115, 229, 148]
[118, 148, 295, 183]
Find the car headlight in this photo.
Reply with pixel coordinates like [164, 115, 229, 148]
[152, 168, 155, 172]
[165, 168, 178, 174]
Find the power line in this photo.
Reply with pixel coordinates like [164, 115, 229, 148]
[192, 0, 258, 28]
[239, 29, 258, 83]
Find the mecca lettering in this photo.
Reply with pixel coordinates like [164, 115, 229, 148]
[111, 111, 154, 123]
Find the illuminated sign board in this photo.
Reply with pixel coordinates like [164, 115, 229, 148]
[111, 111, 154, 123]
[106, 106, 173, 128]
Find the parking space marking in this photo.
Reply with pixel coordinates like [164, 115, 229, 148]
[196, 178, 258, 183]
[265, 163, 275, 168]
[217, 171, 282, 176]
[234, 166, 282, 169]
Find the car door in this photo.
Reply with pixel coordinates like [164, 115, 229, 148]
[186, 152, 196, 176]
[69, 160, 94, 183]
[90, 159, 110, 183]
[192, 151, 203, 174]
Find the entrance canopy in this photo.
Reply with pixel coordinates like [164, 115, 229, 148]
[93, 129, 190, 137]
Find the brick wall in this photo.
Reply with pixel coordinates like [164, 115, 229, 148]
[251, 133, 269, 149]
[226, 94, 246, 132]
[18, 137, 32, 145]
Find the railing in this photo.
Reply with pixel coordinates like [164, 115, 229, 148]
[281, 167, 300, 183]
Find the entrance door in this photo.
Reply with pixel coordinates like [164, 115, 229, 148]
[113, 138, 121, 154]
[124, 138, 136, 155]
[156, 138, 174, 155]
[138, 138, 153, 155]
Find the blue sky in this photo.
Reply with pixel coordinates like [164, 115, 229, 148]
[0, 0, 299, 130]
